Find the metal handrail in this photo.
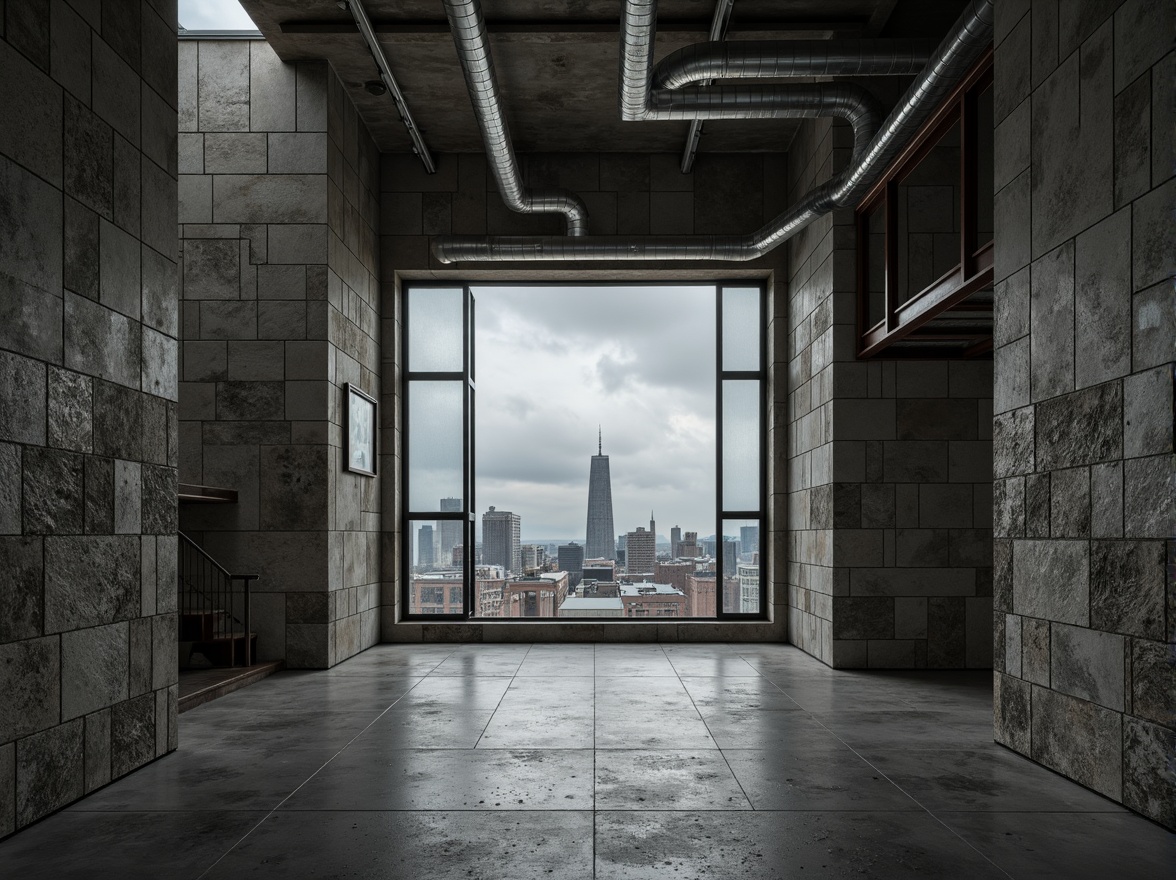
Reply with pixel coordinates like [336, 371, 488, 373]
[178, 531, 258, 667]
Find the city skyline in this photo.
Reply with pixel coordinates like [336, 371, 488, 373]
[474, 284, 717, 541]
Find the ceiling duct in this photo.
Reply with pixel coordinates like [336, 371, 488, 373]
[441, 0, 590, 236]
[432, 0, 994, 264]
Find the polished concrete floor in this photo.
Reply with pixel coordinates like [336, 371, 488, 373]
[1, 643, 1172, 878]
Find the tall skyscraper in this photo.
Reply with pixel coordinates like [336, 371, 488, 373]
[585, 428, 615, 560]
[740, 525, 759, 557]
[670, 525, 682, 559]
[417, 524, 435, 568]
[482, 507, 521, 574]
[438, 497, 463, 566]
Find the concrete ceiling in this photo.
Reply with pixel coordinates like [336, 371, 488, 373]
[238, 1, 968, 155]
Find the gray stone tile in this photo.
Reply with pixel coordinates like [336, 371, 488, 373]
[1123, 454, 1175, 538]
[63, 196, 99, 300]
[1130, 639, 1176, 727]
[61, 622, 129, 721]
[1075, 208, 1131, 388]
[141, 246, 178, 337]
[1035, 382, 1123, 470]
[1132, 177, 1176, 292]
[197, 40, 249, 131]
[267, 225, 327, 265]
[1089, 462, 1123, 538]
[944, 811, 1176, 878]
[0, 534, 42, 639]
[250, 40, 296, 131]
[1049, 466, 1090, 538]
[595, 750, 748, 810]
[1152, 50, 1174, 185]
[0, 152, 63, 299]
[99, 218, 141, 321]
[1022, 617, 1050, 686]
[1050, 623, 1124, 711]
[140, 159, 178, 261]
[201, 300, 257, 340]
[110, 133, 140, 238]
[1114, 0, 1174, 93]
[15, 718, 83, 827]
[83, 454, 114, 534]
[993, 671, 1030, 752]
[140, 326, 178, 401]
[595, 810, 1002, 879]
[83, 708, 111, 793]
[1123, 365, 1173, 457]
[1012, 539, 1089, 626]
[48, 366, 93, 453]
[1029, 241, 1075, 402]
[1114, 70, 1152, 206]
[1132, 280, 1176, 372]
[1030, 684, 1122, 800]
[64, 292, 140, 388]
[0, 37, 63, 186]
[184, 237, 240, 300]
[23, 447, 84, 534]
[1030, 0, 1059, 89]
[113, 459, 141, 534]
[1030, 35, 1113, 260]
[297, 63, 328, 132]
[213, 174, 327, 224]
[0, 351, 46, 445]
[995, 12, 1031, 122]
[178, 173, 212, 224]
[0, 635, 60, 742]
[140, 464, 177, 536]
[268, 132, 326, 174]
[204, 132, 267, 174]
[91, 34, 139, 147]
[112, 693, 157, 779]
[92, 379, 142, 460]
[44, 535, 140, 632]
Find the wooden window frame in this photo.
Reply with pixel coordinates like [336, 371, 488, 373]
[856, 48, 994, 360]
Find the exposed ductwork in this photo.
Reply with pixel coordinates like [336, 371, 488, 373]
[441, 0, 589, 236]
[679, 0, 735, 175]
[432, 0, 994, 264]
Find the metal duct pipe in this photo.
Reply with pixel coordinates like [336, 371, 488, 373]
[442, 0, 590, 236]
[680, 0, 735, 174]
[653, 39, 935, 90]
[433, 0, 993, 263]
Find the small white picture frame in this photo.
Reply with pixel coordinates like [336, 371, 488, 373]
[345, 383, 377, 477]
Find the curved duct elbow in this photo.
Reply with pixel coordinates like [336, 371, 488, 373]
[442, 0, 590, 236]
[652, 39, 935, 89]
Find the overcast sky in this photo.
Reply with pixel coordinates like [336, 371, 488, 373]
[471, 285, 716, 543]
[178, 0, 257, 29]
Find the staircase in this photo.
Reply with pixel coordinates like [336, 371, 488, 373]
[178, 531, 259, 670]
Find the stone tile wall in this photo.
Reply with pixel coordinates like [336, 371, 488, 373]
[378, 151, 790, 642]
[991, 0, 1174, 829]
[785, 113, 995, 670]
[0, 0, 179, 837]
[176, 39, 379, 668]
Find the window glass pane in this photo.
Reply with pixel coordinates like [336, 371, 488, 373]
[897, 120, 960, 304]
[722, 380, 760, 511]
[408, 287, 463, 372]
[407, 519, 464, 615]
[866, 202, 886, 328]
[407, 381, 464, 510]
[722, 287, 760, 372]
[721, 518, 761, 613]
[975, 84, 994, 249]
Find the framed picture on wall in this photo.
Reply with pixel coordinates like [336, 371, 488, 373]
[345, 383, 377, 477]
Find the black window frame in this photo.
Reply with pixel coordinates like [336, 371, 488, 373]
[400, 280, 767, 622]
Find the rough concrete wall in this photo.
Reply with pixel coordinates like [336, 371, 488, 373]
[325, 71, 381, 665]
[378, 151, 789, 642]
[991, 0, 1175, 829]
[176, 40, 379, 668]
[0, 0, 179, 837]
[786, 109, 995, 670]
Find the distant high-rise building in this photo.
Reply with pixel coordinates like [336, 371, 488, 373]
[737, 561, 759, 613]
[558, 542, 585, 588]
[417, 524, 435, 568]
[740, 525, 759, 558]
[585, 429, 616, 560]
[521, 544, 546, 572]
[482, 507, 521, 574]
[678, 531, 700, 558]
[625, 518, 656, 577]
[437, 497, 463, 565]
[670, 525, 682, 559]
[722, 538, 739, 575]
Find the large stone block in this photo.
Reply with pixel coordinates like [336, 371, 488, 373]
[993, 671, 1031, 751]
[1035, 382, 1123, 470]
[993, 406, 1034, 478]
[1131, 279, 1176, 373]
[1075, 208, 1131, 388]
[129, 616, 152, 697]
[1114, 0, 1175, 91]
[257, 263, 307, 300]
[1012, 539, 1089, 625]
[0, 536, 43, 640]
[1022, 616, 1050, 686]
[1029, 241, 1075, 402]
[1090, 540, 1165, 639]
[111, 693, 156, 779]
[1023, 472, 1051, 538]
[64, 293, 140, 389]
[1131, 638, 1176, 728]
[84, 454, 114, 534]
[0, 636, 60, 742]
[918, 485, 974, 529]
[1123, 454, 1176, 538]
[1113, 70, 1152, 207]
[141, 464, 177, 535]
[1031, 684, 1122, 799]
[250, 40, 296, 131]
[881, 440, 947, 482]
[268, 224, 328, 265]
[22, 447, 84, 534]
[1089, 462, 1123, 538]
[197, 40, 248, 131]
[927, 596, 966, 667]
[1050, 622, 1124, 710]
[183, 238, 241, 300]
[113, 459, 142, 534]
[216, 380, 284, 420]
[994, 476, 1025, 538]
[152, 613, 178, 690]
[141, 159, 178, 261]
[1049, 466, 1090, 538]
[213, 175, 328, 224]
[0, 38, 63, 186]
[141, 327, 178, 401]
[63, 95, 112, 219]
[63, 197, 99, 302]
[831, 596, 892, 640]
[1030, 28, 1113, 259]
[0, 352, 46, 445]
[1123, 365, 1174, 458]
[204, 132, 267, 174]
[201, 300, 257, 340]
[44, 535, 140, 632]
[260, 445, 329, 531]
[47, 367, 93, 453]
[1122, 716, 1176, 830]
[110, 134, 141, 239]
[15, 719, 83, 828]
[84, 708, 112, 794]
[0, 152, 63, 299]
[92, 35, 139, 146]
[1153, 50, 1175, 186]
[93, 379, 143, 460]
[61, 621, 129, 720]
[849, 567, 975, 598]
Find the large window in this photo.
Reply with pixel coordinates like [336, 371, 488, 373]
[402, 283, 765, 621]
